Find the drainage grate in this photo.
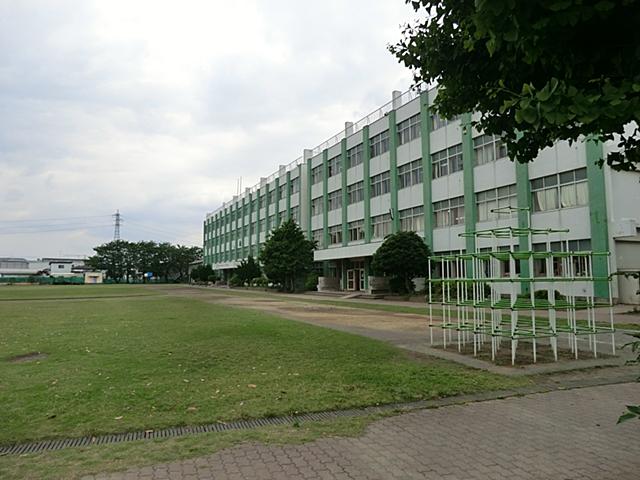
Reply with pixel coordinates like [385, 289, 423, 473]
[0, 376, 632, 457]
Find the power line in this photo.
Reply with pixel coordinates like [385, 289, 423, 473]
[0, 214, 112, 224]
[0, 224, 114, 235]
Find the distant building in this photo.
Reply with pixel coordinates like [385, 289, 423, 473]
[0, 257, 89, 278]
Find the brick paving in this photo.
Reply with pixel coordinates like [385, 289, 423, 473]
[84, 382, 640, 480]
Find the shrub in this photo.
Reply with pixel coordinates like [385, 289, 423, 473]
[304, 273, 319, 291]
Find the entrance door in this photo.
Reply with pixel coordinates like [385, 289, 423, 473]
[347, 269, 356, 291]
[359, 269, 365, 291]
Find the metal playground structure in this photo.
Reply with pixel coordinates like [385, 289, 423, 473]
[426, 207, 615, 365]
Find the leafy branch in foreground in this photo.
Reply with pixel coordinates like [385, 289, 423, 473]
[390, 0, 640, 171]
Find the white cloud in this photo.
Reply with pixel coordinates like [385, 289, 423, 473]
[0, 0, 416, 257]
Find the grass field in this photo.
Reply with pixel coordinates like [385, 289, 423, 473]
[0, 284, 528, 478]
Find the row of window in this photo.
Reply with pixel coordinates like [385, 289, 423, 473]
[212, 168, 589, 234]
[310, 133, 512, 187]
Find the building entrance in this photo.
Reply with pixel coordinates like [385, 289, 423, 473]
[346, 260, 365, 291]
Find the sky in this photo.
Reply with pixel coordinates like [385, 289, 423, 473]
[0, 0, 417, 258]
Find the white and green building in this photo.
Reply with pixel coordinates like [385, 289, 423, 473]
[203, 87, 640, 304]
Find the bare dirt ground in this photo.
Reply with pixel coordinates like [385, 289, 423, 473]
[161, 286, 636, 378]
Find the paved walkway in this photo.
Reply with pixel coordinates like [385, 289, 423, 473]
[85, 382, 640, 480]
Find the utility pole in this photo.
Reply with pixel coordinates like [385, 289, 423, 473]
[113, 210, 122, 241]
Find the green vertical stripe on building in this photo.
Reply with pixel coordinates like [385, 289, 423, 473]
[516, 160, 531, 289]
[322, 149, 329, 249]
[363, 125, 372, 243]
[247, 193, 253, 256]
[419, 91, 433, 248]
[341, 138, 348, 246]
[306, 159, 312, 238]
[388, 110, 399, 233]
[586, 139, 610, 298]
[274, 177, 280, 229]
[286, 171, 291, 219]
[461, 113, 476, 255]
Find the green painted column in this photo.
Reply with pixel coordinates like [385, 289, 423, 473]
[306, 159, 312, 238]
[248, 193, 253, 256]
[419, 91, 433, 248]
[364, 257, 370, 291]
[322, 149, 329, 249]
[286, 171, 291, 219]
[256, 189, 262, 253]
[266, 186, 271, 238]
[461, 112, 476, 255]
[363, 125, 372, 243]
[341, 138, 348, 246]
[389, 110, 399, 233]
[274, 177, 280, 229]
[516, 160, 532, 289]
[586, 139, 610, 298]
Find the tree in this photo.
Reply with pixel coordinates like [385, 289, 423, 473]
[89, 240, 201, 283]
[235, 256, 261, 285]
[390, 1, 640, 171]
[371, 231, 431, 293]
[88, 240, 129, 282]
[258, 219, 316, 292]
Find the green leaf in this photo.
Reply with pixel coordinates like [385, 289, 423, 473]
[617, 412, 637, 424]
[626, 405, 640, 415]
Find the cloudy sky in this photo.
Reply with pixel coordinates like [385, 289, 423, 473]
[0, 0, 417, 258]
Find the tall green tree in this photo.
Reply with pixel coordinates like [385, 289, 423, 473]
[390, 0, 640, 171]
[371, 231, 431, 293]
[259, 219, 316, 292]
[88, 240, 129, 282]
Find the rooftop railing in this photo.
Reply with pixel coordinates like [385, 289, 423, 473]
[206, 84, 428, 219]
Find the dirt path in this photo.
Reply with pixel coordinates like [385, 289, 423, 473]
[160, 286, 636, 378]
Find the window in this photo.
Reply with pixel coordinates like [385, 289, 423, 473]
[398, 159, 423, 189]
[370, 171, 391, 197]
[431, 144, 463, 179]
[259, 194, 266, 208]
[348, 219, 365, 241]
[311, 164, 323, 184]
[279, 184, 286, 200]
[311, 197, 323, 216]
[397, 114, 421, 145]
[329, 224, 342, 245]
[433, 196, 465, 227]
[268, 215, 275, 230]
[399, 206, 424, 232]
[531, 168, 587, 212]
[347, 143, 363, 169]
[328, 189, 342, 211]
[312, 229, 323, 245]
[473, 134, 508, 166]
[347, 181, 364, 204]
[328, 155, 342, 177]
[371, 213, 392, 239]
[251, 199, 258, 212]
[268, 189, 276, 205]
[430, 112, 460, 130]
[370, 130, 390, 158]
[533, 239, 592, 277]
[476, 184, 517, 222]
[290, 206, 300, 224]
[58, 264, 65, 269]
[290, 177, 300, 194]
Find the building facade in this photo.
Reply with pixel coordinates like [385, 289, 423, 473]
[203, 87, 640, 303]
